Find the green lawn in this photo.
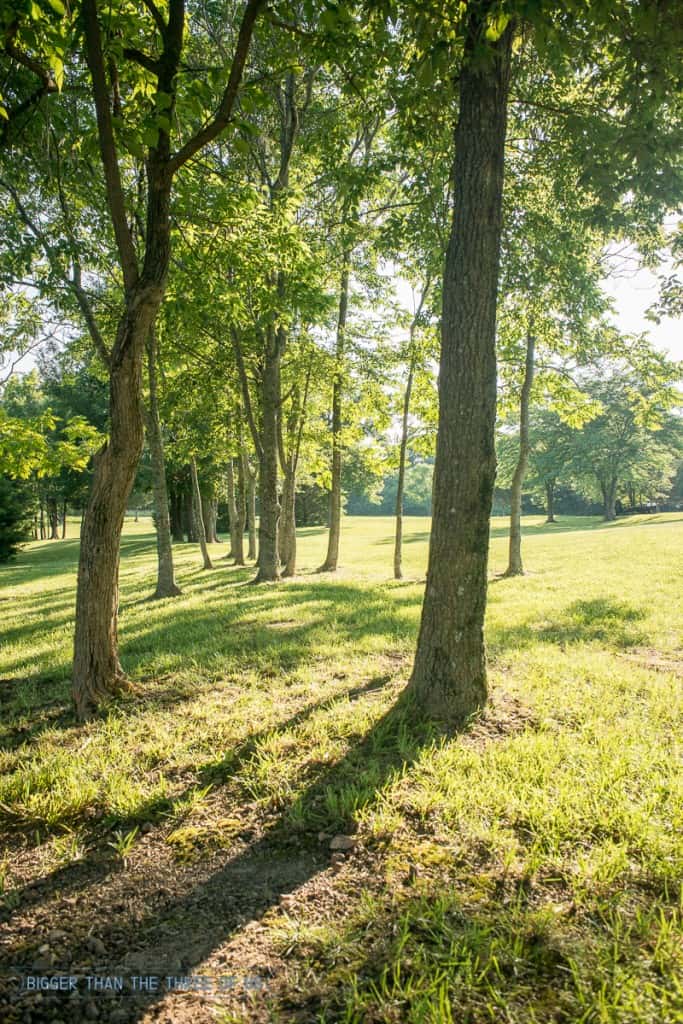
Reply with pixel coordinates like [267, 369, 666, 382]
[1, 513, 682, 1023]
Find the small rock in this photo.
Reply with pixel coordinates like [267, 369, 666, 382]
[329, 834, 356, 852]
[317, 831, 330, 842]
[38, 944, 50, 954]
[141, 822, 154, 834]
[86, 936, 107, 957]
[330, 852, 345, 866]
[31, 954, 54, 970]
[48, 929, 68, 943]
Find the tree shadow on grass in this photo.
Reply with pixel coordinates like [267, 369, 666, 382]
[489, 597, 648, 653]
[0, 673, 402, 910]
[288, 873, 609, 1022]
[3, 689, 443, 1023]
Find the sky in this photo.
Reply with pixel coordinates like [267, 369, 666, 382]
[601, 266, 682, 362]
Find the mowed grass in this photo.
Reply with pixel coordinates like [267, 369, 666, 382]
[1, 512, 683, 1023]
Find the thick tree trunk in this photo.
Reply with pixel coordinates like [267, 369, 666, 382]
[61, 501, 67, 539]
[394, 348, 415, 580]
[408, 12, 513, 725]
[505, 332, 535, 576]
[545, 480, 556, 523]
[602, 476, 618, 521]
[73, 323, 155, 719]
[227, 458, 244, 563]
[145, 330, 181, 598]
[191, 457, 213, 569]
[255, 334, 281, 581]
[279, 467, 297, 577]
[320, 257, 350, 572]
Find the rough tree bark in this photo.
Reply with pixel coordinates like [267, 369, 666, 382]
[72, 0, 263, 717]
[505, 332, 535, 576]
[408, 10, 514, 725]
[256, 328, 282, 580]
[61, 500, 67, 539]
[191, 457, 213, 569]
[145, 328, 181, 598]
[319, 256, 350, 572]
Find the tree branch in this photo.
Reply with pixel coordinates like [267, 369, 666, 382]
[168, 0, 266, 173]
[81, 0, 139, 293]
[232, 326, 264, 461]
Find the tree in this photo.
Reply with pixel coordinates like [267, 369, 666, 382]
[0, 475, 34, 561]
[5, 0, 265, 717]
[567, 371, 682, 521]
[408, 6, 515, 723]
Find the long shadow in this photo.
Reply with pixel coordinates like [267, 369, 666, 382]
[2, 689, 440, 1022]
[0, 673, 400, 918]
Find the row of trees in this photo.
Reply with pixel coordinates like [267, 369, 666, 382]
[1, 0, 682, 722]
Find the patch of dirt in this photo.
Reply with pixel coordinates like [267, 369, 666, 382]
[617, 648, 683, 676]
[0, 793, 388, 1024]
[461, 693, 539, 749]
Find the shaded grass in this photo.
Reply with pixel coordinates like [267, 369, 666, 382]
[0, 512, 682, 1022]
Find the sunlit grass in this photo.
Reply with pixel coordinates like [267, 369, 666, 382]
[1, 511, 682, 1022]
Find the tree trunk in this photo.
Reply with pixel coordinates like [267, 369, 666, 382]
[61, 500, 67, 539]
[227, 458, 244, 563]
[505, 332, 535, 576]
[602, 476, 618, 521]
[191, 457, 213, 569]
[408, 11, 514, 725]
[73, 325, 155, 719]
[279, 467, 297, 577]
[145, 330, 181, 598]
[545, 480, 556, 523]
[201, 492, 218, 544]
[255, 333, 281, 581]
[182, 485, 196, 542]
[39, 501, 45, 540]
[394, 348, 416, 580]
[246, 464, 257, 560]
[234, 453, 246, 565]
[169, 484, 184, 542]
[320, 256, 350, 572]
[48, 496, 59, 539]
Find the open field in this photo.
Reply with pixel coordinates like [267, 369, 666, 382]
[1, 514, 682, 1023]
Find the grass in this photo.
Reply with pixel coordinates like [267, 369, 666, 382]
[0, 512, 682, 1023]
